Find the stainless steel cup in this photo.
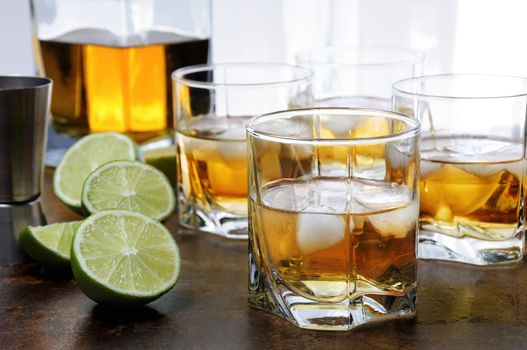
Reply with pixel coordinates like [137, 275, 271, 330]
[0, 76, 52, 266]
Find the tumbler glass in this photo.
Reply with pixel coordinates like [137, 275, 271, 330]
[296, 46, 423, 109]
[173, 63, 313, 239]
[393, 74, 527, 265]
[247, 108, 420, 330]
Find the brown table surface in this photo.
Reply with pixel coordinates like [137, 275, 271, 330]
[2, 168, 527, 350]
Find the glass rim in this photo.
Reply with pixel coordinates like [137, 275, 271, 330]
[393, 73, 527, 100]
[0, 75, 52, 91]
[247, 107, 421, 146]
[172, 62, 314, 89]
[295, 45, 424, 68]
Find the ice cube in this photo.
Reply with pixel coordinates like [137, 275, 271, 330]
[455, 161, 525, 178]
[353, 159, 387, 180]
[184, 119, 248, 164]
[217, 141, 246, 164]
[444, 139, 524, 162]
[320, 115, 357, 137]
[455, 163, 504, 177]
[256, 118, 312, 138]
[316, 183, 349, 213]
[385, 143, 410, 170]
[296, 212, 346, 255]
[262, 185, 296, 211]
[190, 137, 220, 160]
[420, 160, 442, 177]
[190, 135, 246, 164]
[353, 182, 412, 211]
[452, 141, 524, 178]
[420, 136, 526, 181]
[215, 128, 247, 163]
[367, 200, 418, 238]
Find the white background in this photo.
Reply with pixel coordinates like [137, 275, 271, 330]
[1, 0, 527, 76]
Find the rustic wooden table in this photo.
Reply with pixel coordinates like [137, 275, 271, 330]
[1, 168, 527, 349]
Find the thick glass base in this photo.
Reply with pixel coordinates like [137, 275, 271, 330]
[178, 199, 248, 239]
[248, 254, 416, 331]
[418, 228, 523, 265]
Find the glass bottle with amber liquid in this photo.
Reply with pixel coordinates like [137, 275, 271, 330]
[31, 0, 211, 163]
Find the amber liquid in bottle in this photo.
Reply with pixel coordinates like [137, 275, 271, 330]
[40, 32, 209, 141]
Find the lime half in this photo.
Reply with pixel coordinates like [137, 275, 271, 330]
[19, 221, 82, 266]
[81, 160, 175, 221]
[54, 133, 137, 212]
[71, 210, 180, 306]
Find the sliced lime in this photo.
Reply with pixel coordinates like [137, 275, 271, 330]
[54, 133, 137, 212]
[18, 221, 82, 266]
[81, 160, 175, 221]
[141, 146, 177, 186]
[71, 210, 180, 306]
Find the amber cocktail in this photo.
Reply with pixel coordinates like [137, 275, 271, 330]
[247, 108, 420, 330]
[394, 74, 527, 265]
[173, 63, 313, 238]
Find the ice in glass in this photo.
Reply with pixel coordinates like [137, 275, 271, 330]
[173, 63, 313, 238]
[393, 74, 527, 265]
[247, 108, 420, 330]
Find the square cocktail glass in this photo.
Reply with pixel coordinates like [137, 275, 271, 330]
[393, 74, 527, 265]
[173, 63, 313, 239]
[247, 108, 421, 330]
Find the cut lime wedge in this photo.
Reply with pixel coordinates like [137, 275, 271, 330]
[19, 221, 82, 266]
[71, 210, 180, 306]
[54, 133, 137, 212]
[81, 160, 175, 221]
[141, 146, 177, 186]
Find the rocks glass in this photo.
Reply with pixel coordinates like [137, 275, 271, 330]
[247, 108, 420, 330]
[393, 74, 527, 265]
[173, 63, 313, 239]
[296, 46, 423, 109]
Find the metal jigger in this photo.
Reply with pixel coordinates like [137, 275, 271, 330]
[0, 76, 52, 266]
